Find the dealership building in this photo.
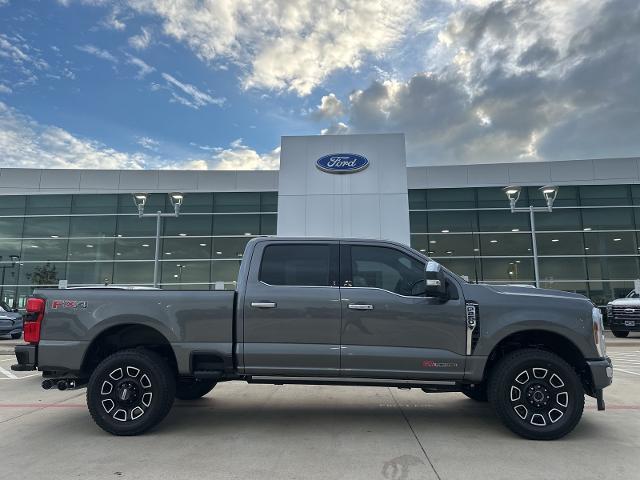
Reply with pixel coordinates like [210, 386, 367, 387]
[1, 133, 640, 308]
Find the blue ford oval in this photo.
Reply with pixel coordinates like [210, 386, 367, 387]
[316, 153, 369, 174]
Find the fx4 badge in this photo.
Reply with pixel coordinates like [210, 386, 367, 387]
[51, 300, 88, 309]
[422, 360, 458, 368]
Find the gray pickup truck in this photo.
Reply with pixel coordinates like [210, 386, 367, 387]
[13, 237, 612, 440]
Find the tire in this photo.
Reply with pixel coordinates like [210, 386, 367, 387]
[11, 332, 22, 339]
[461, 383, 488, 402]
[487, 349, 584, 440]
[87, 349, 176, 436]
[175, 379, 216, 400]
[612, 330, 629, 338]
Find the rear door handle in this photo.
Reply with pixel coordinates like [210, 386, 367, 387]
[251, 302, 277, 309]
[348, 304, 374, 310]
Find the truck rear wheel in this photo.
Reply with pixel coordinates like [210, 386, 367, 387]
[175, 379, 216, 400]
[87, 349, 176, 436]
[611, 330, 629, 338]
[487, 349, 584, 440]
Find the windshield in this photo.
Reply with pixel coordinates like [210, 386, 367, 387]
[626, 291, 640, 298]
[0, 301, 10, 312]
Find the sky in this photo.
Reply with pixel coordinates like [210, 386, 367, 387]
[0, 0, 638, 171]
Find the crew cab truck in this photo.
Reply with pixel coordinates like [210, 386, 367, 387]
[13, 237, 612, 440]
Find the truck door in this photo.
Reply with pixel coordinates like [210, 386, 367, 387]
[339, 243, 467, 380]
[242, 241, 341, 375]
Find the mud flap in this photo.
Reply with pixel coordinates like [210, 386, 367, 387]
[596, 389, 605, 411]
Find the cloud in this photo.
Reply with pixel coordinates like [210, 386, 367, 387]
[311, 93, 344, 120]
[0, 102, 277, 171]
[0, 84, 12, 94]
[136, 136, 160, 151]
[129, 27, 152, 50]
[160, 72, 225, 109]
[162, 159, 209, 170]
[0, 33, 50, 89]
[334, 0, 640, 165]
[101, 6, 127, 31]
[120, 0, 419, 96]
[0, 33, 49, 69]
[126, 54, 155, 78]
[321, 122, 350, 135]
[211, 139, 280, 170]
[0, 101, 146, 169]
[75, 44, 118, 63]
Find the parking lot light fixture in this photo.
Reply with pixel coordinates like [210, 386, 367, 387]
[169, 192, 184, 215]
[503, 186, 522, 212]
[540, 185, 559, 211]
[132, 192, 185, 288]
[504, 185, 560, 288]
[133, 193, 148, 217]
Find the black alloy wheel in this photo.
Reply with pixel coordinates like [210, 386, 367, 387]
[488, 349, 584, 440]
[87, 349, 175, 436]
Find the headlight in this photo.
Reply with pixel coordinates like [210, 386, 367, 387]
[606, 304, 613, 318]
[592, 307, 606, 357]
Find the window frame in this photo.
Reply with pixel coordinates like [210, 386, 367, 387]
[341, 243, 428, 297]
[258, 242, 339, 287]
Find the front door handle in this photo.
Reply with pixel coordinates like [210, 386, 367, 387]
[348, 304, 374, 310]
[251, 302, 277, 308]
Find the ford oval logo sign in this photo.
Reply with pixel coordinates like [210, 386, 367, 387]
[316, 153, 369, 174]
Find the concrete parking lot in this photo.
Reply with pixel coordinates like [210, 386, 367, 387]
[1, 335, 639, 480]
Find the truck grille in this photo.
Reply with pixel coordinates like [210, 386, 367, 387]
[611, 306, 640, 321]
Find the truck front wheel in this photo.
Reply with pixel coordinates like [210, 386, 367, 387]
[87, 349, 176, 436]
[175, 379, 216, 400]
[487, 349, 584, 440]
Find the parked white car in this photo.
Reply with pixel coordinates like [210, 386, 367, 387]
[606, 291, 640, 338]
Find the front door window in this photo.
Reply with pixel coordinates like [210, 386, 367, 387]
[351, 245, 425, 296]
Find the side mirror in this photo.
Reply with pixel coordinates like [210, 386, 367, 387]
[425, 260, 448, 299]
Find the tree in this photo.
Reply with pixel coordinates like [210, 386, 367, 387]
[27, 263, 59, 286]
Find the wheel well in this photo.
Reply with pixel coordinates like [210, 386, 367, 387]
[483, 330, 588, 386]
[81, 324, 177, 377]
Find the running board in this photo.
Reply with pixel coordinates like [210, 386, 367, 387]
[247, 376, 458, 389]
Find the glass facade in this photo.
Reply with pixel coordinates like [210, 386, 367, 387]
[1, 183, 639, 309]
[0, 192, 277, 308]
[409, 185, 640, 305]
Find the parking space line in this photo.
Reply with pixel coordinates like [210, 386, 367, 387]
[0, 373, 40, 380]
[0, 365, 18, 379]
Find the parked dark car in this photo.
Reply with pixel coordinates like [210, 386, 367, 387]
[0, 300, 23, 339]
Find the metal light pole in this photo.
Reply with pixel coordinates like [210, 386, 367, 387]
[0, 254, 20, 304]
[132, 192, 184, 288]
[503, 185, 559, 288]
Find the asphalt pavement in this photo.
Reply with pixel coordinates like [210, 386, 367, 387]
[0, 337, 639, 480]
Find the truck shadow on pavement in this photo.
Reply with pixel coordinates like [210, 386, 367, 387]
[135, 393, 605, 442]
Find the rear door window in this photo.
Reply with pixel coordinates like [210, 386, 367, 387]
[260, 244, 333, 286]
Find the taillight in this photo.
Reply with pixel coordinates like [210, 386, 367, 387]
[24, 297, 45, 344]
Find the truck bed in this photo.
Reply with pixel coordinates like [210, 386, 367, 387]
[33, 287, 236, 376]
